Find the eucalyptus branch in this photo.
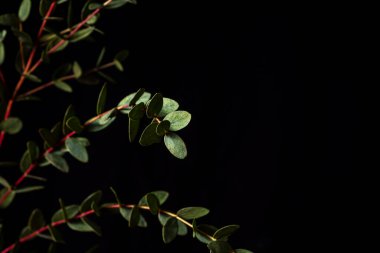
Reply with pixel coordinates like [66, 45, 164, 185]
[17, 61, 116, 99]
[1, 204, 216, 253]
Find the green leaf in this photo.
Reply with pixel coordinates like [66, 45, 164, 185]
[97, 71, 117, 84]
[27, 141, 40, 161]
[159, 98, 180, 117]
[18, 0, 32, 22]
[80, 190, 102, 213]
[163, 111, 191, 131]
[118, 90, 151, 113]
[47, 225, 64, 243]
[114, 49, 129, 62]
[0, 117, 23, 134]
[12, 30, 33, 48]
[146, 93, 163, 118]
[139, 191, 169, 206]
[39, 0, 50, 17]
[129, 206, 140, 228]
[67, 220, 94, 233]
[109, 187, 121, 205]
[19, 149, 31, 172]
[177, 221, 188, 236]
[213, 225, 240, 240]
[50, 122, 62, 141]
[53, 80, 72, 93]
[158, 213, 170, 226]
[146, 193, 160, 215]
[0, 14, 19, 27]
[106, 0, 137, 9]
[0, 189, 15, 209]
[0, 30, 6, 42]
[96, 84, 107, 115]
[53, 63, 72, 80]
[75, 137, 90, 147]
[207, 241, 233, 253]
[28, 209, 45, 231]
[128, 102, 145, 120]
[51, 205, 79, 222]
[81, 217, 102, 236]
[45, 153, 69, 173]
[15, 185, 44, 194]
[128, 118, 140, 143]
[96, 47, 106, 66]
[113, 60, 124, 72]
[0, 42, 5, 65]
[73, 61, 82, 78]
[70, 26, 94, 43]
[38, 128, 58, 147]
[156, 120, 170, 136]
[164, 133, 187, 159]
[0, 176, 10, 188]
[63, 105, 75, 135]
[120, 208, 147, 228]
[66, 116, 83, 132]
[235, 250, 254, 253]
[139, 122, 162, 146]
[65, 137, 89, 163]
[87, 110, 116, 132]
[195, 225, 216, 244]
[177, 207, 209, 220]
[25, 74, 42, 83]
[162, 217, 178, 244]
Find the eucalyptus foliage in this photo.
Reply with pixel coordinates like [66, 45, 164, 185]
[0, 1, 251, 252]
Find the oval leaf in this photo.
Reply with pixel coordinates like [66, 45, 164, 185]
[164, 133, 187, 159]
[19, 149, 31, 172]
[27, 141, 40, 161]
[70, 26, 94, 43]
[159, 98, 179, 117]
[156, 120, 170, 136]
[38, 128, 58, 147]
[18, 0, 31, 22]
[162, 217, 178, 244]
[177, 207, 209, 220]
[73, 61, 82, 78]
[128, 118, 140, 143]
[146, 193, 160, 215]
[28, 209, 45, 231]
[146, 93, 163, 118]
[177, 220, 188, 236]
[15, 185, 44, 194]
[51, 205, 79, 222]
[207, 241, 233, 253]
[118, 89, 151, 108]
[163, 111, 191, 131]
[67, 220, 94, 233]
[0, 176, 10, 188]
[96, 84, 107, 115]
[80, 190, 102, 213]
[139, 191, 169, 206]
[129, 206, 140, 228]
[65, 137, 88, 163]
[128, 102, 145, 120]
[66, 116, 83, 133]
[45, 153, 69, 173]
[81, 217, 102, 236]
[213, 224, 240, 239]
[0, 189, 15, 209]
[235, 250, 254, 253]
[53, 80, 72, 93]
[63, 105, 75, 135]
[139, 122, 162, 146]
[0, 117, 23, 134]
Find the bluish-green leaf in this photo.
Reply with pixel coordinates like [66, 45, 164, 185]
[70, 27, 94, 43]
[19, 149, 31, 172]
[177, 221, 188, 236]
[0, 189, 15, 208]
[80, 190, 102, 213]
[120, 207, 147, 228]
[67, 220, 94, 233]
[177, 207, 209, 220]
[158, 213, 170, 226]
[87, 110, 116, 132]
[164, 133, 187, 159]
[15, 185, 44, 194]
[51, 205, 79, 222]
[81, 217, 101, 236]
[128, 118, 140, 143]
[146, 193, 160, 215]
[65, 137, 88, 163]
[162, 217, 178, 244]
[53, 80, 72, 93]
[66, 116, 83, 133]
[28, 209, 45, 231]
[96, 84, 107, 115]
[235, 249, 254, 253]
[207, 241, 233, 253]
[128, 102, 145, 120]
[0, 117, 23, 134]
[18, 0, 32, 22]
[118, 89, 151, 109]
[27, 141, 40, 161]
[163, 111, 191, 131]
[73, 61, 82, 78]
[105, 0, 137, 9]
[159, 98, 179, 117]
[45, 153, 69, 173]
[139, 191, 169, 206]
[146, 93, 163, 118]
[156, 120, 170, 136]
[213, 225, 240, 240]
[139, 122, 162, 146]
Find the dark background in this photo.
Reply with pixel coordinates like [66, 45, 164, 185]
[1, 1, 364, 253]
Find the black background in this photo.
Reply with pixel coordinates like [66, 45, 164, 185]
[1, 1, 364, 253]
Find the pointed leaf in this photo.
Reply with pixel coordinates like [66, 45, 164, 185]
[53, 63, 72, 80]
[195, 224, 218, 244]
[164, 133, 187, 159]
[158, 213, 170, 226]
[18, 0, 31, 22]
[0, 42, 5, 65]
[81, 217, 102, 236]
[66, 116, 83, 132]
[106, 0, 137, 9]
[67, 220, 94, 233]
[39, 0, 50, 16]
[146, 93, 163, 118]
[70, 27, 94, 43]
[207, 241, 233, 253]
[47, 225, 65, 243]
[177, 207, 209, 220]
[53, 80, 72, 93]
[39, 128, 58, 147]
[139, 122, 161, 146]
[162, 217, 178, 244]
[159, 98, 180, 117]
[97, 71, 117, 83]
[73, 61, 82, 78]
[45, 153, 69, 173]
[113, 60, 124, 72]
[80, 190, 102, 213]
[87, 110, 116, 132]
[213, 225, 240, 240]
[96, 47, 106, 66]
[51, 205, 79, 222]
[25, 74, 42, 83]
[128, 118, 140, 143]
[0, 117, 23, 134]
[114, 49, 129, 62]
[163, 111, 191, 131]
[118, 90, 151, 113]
[120, 207, 147, 228]
[139, 191, 169, 206]
[15, 186, 44, 194]
[27, 141, 40, 161]
[156, 120, 170, 136]
[19, 149, 31, 172]
[65, 137, 89, 163]
[96, 84, 107, 115]
[146, 193, 160, 215]
[63, 105, 75, 135]
[129, 206, 140, 228]
[129, 102, 145, 120]
[28, 209, 45, 231]
[0, 189, 15, 209]
[129, 88, 146, 106]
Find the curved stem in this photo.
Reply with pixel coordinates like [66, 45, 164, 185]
[1, 204, 216, 253]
